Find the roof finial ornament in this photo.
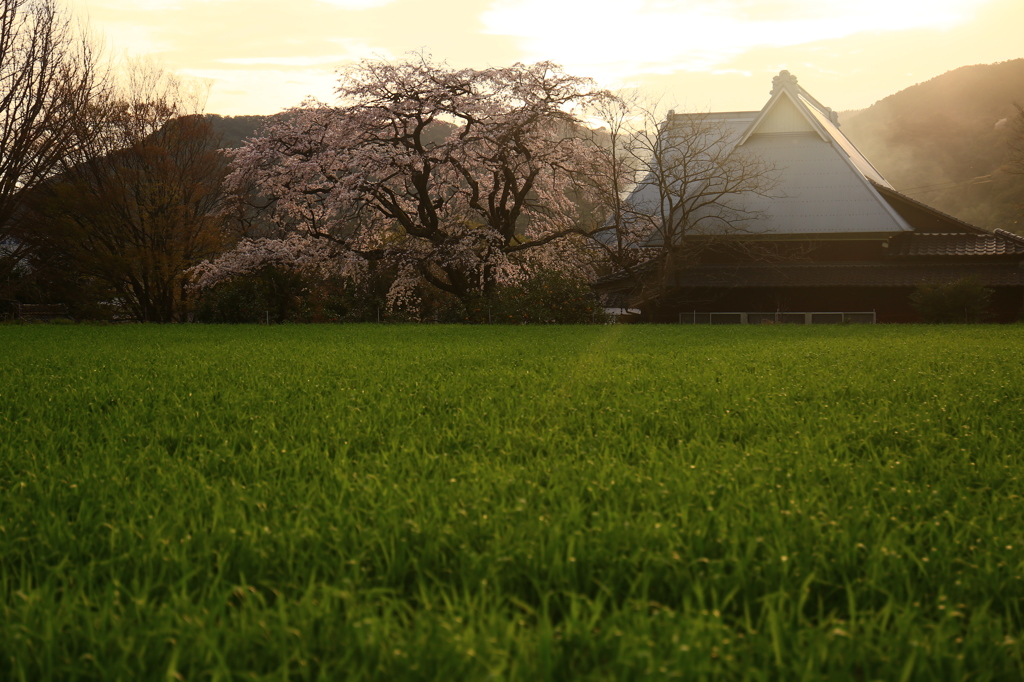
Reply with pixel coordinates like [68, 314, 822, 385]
[771, 69, 798, 95]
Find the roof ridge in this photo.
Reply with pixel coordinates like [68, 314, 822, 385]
[736, 86, 829, 146]
[905, 232, 995, 238]
[994, 228, 1024, 245]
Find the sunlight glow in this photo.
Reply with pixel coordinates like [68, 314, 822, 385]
[184, 67, 340, 113]
[482, 0, 994, 81]
[314, 0, 397, 7]
[66, 0, 1020, 115]
[217, 56, 356, 67]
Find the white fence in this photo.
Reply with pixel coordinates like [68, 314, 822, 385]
[679, 311, 876, 325]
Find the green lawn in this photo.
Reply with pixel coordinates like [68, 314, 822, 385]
[1, 324, 1023, 680]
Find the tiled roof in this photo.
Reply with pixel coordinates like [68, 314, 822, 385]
[889, 231, 1024, 257]
[668, 262, 1024, 289]
[995, 229, 1024, 245]
[871, 183, 987, 234]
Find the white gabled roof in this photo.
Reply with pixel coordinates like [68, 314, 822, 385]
[795, 97, 889, 188]
[626, 70, 914, 239]
[736, 82, 827, 145]
[734, 71, 910, 235]
[737, 72, 890, 186]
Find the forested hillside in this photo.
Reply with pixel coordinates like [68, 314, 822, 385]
[206, 113, 460, 150]
[206, 114, 269, 148]
[841, 60, 1024, 232]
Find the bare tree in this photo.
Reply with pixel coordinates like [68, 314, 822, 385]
[592, 99, 780, 308]
[16, 62, 228, 321]
[587, 90, 648, 275]
[629, 108, 777, 244]
[0, 0, 102, 294]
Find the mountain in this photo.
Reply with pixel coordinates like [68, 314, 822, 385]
[206, 114, 270, 149]
[840, 60, 1024, 232]
[205, 113, 459, 150]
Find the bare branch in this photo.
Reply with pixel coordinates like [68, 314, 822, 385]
[0, 0, 106, 294]
[589, 96, 781, 306]
[14, 60, 226, 321]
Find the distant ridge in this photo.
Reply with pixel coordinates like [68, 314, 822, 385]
[841, 59, 1024, 232]
[204, 113, 460, 151]
[206, 114, 271, 149]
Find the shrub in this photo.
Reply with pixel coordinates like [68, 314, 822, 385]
[194, 266, 309, 323]
[910, 277, 993, 323]
[487, 271, 607, 324]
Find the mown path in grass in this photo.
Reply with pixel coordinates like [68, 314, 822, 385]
[1, 324, 1023, 680]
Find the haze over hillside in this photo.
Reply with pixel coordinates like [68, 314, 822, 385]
[841, 59, 1024, 232]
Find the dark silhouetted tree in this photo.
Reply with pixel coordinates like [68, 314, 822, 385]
[17, 63, 228, 321]
[1, 0, 103, 296]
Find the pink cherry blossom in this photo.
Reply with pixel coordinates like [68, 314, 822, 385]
[192, 56, 619, 311]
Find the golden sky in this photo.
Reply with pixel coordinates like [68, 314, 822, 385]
[70, 0, 1024, 116]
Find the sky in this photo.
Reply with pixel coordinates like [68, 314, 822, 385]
[69, 0, 1024, 117]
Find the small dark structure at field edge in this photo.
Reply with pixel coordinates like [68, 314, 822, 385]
[1, 301, 72, 322]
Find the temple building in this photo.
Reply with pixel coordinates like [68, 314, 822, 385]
[596, 71, 1024, 323]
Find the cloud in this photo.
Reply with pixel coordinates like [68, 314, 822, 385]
[614, 0, 1024, 115]
[215, 38, 388, 68]
[69, 0, 1021, 116]
[182, 66, 340, 112]
[217, 56, 355, 67]
[72, 0, 520, 113]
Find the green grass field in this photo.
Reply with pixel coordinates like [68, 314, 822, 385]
[2, 324, 1023, 681]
